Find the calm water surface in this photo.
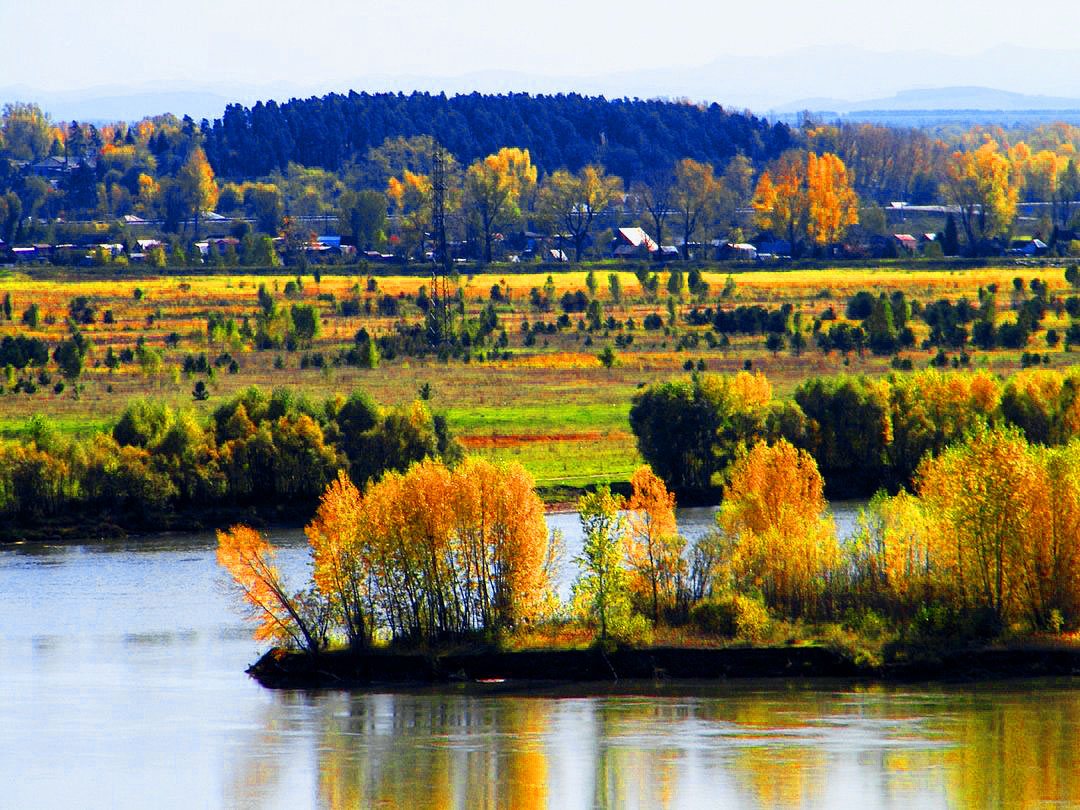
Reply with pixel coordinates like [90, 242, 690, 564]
[2, 505, 1079, 809]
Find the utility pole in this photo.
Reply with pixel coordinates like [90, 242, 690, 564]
[429, 143, 452, 345]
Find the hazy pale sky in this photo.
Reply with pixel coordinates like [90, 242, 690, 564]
[5, 0, 1079, 91]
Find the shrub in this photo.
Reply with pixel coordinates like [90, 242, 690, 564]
[690, 592, 771, 641]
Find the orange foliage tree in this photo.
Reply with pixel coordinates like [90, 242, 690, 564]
[226, 457, 557, 649]
[216, 525, 324, 653]
[624, 466, 683, 621]
[805, 152, 859, 247]
[752, 150, 857, 254]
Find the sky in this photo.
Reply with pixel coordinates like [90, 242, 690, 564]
[5, 0, 1080, 93]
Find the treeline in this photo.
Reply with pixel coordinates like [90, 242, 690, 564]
[0, 386, 459, 533]
[204, 93, 793, 181]
[630, 367, 1080, 498]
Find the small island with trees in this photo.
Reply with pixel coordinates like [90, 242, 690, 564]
[221, 376, 1080, 688]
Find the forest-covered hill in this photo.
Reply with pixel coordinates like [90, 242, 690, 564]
[202, 92, 794, 181]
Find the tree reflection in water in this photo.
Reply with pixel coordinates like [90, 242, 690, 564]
[243, 682, 1080, 810]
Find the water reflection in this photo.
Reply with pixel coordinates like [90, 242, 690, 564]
[293, 681, 1080, 810]
[4, 518, 1079, 809]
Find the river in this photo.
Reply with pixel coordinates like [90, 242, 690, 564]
[2, 506, 1079, 809]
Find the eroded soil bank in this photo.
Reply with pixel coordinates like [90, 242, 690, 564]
[248, 644, 1080, 690]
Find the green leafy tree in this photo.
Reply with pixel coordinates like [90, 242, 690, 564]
[53, 334, 88, 387]
[607, 273, 622, 306]
[337, 189, 387, 249]
[538, 165, 621, 262]
[290, 304, 319, 345]
[573, 486, 633, 639]
[629, 372, 775, 494]
[597, 344, 616, 369]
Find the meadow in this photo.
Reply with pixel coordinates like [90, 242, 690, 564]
[1, 259, 1075, 495]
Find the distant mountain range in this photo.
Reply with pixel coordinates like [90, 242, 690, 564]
[776, 86, 1080, 115]
[6, 45, 1080, 123]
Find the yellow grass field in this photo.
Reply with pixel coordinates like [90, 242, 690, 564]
[0, 262, 1074, 487]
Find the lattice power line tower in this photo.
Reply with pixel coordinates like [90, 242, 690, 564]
[428, 143, 453, 346]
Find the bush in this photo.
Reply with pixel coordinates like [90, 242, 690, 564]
[690, 592, 771, 641]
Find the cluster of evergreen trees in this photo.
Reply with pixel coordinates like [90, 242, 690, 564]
[203, 92, 793, 181]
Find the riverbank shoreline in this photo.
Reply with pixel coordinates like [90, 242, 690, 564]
[0, 487, 615, 545]
[247, 643, 1080, 690]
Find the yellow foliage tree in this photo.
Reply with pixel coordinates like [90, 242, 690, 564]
[465, 147, 537, 263]
[847, 490, 933, 610]
[538, 165, 622, 262]
[177, 145, 218, 239]
[293, 457, 555, 645]
[1027, 443, 1080, 628]
[917, 426, 1040, 623]
[944, 139, 1019, 253]
[671, 158, 720, 260]
[720, 439, 838, 616]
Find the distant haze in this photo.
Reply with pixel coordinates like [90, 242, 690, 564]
[6, 45, 1080, 123]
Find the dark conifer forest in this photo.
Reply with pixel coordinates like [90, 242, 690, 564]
[202, 92, 794, 179]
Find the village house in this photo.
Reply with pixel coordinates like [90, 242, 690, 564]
[611, 226, 658, 259]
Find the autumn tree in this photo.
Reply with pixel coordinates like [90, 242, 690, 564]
[176, 144, 218, 239]
[719, 439, 839, 617]
[464, 147, 537, 263]
[625, 466, 683, 621]
[300, 458, 554, 645]
[943, 139, 1019, 254]
[538, 165, 622, 262]
[1018, 147, 1068, 226]
[752, 152, 806, 254]
[845, 491, 932, 613]
[1027, 443, 1080, 629]
[752, 150, 857, 255]
[386, 169, 432, 262]
[671, 158, 720, 260]
[217, 525, 325, 653]
[1, 102, 55, 161]
[916, 426, 1039, 624]
[805, 152, 859, 247]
